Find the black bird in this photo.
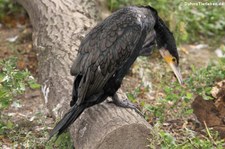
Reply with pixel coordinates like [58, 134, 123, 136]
[49, 5, 182, 139]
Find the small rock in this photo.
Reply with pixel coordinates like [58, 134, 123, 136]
[6, 35, 18, 43]
[215, 48, 225, 58]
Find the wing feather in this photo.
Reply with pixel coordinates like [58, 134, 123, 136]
[70, 7, 152, 105]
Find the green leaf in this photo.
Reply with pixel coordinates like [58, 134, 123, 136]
[6, 121, 13, 129]
[28, 80, 41, 89]
[184, 108, 193, 115]
[126, 93, 136, 102]
[186, 92, 193, 99]
[0, 57, 40, 109]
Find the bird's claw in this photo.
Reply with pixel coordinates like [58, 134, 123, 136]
[108, 97, 144, 117]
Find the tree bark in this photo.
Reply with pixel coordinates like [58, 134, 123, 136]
[16, 0, 152, 148]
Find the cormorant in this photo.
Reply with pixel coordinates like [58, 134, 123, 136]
[49, 5, 183, 139]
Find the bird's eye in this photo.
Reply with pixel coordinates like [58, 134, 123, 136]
[172, 57, 176, 63]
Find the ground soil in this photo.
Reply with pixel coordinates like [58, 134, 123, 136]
[0, 25, 54, 148]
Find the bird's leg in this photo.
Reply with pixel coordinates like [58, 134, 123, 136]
[109, 93, 143, 117]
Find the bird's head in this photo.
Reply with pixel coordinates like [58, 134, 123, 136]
[141, 5, 183, 84]
[143, 5, 182, 84]
[155, 17, 183, 84]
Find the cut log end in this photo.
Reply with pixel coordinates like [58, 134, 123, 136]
[71, 102, 152, 149]
[97, 123, 151, 149]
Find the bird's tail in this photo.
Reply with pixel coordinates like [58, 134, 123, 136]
[49, 104, 85, 140]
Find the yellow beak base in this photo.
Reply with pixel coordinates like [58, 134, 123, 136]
[159, 49, 183, 84]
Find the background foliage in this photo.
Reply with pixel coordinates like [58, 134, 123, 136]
[0, 57, 40, 110]
[107, 0, 225, 45]
[0, 0, 26, 27]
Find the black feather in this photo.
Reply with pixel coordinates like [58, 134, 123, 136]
[49, 104, 85, 140]
[49, 5, 179, 141]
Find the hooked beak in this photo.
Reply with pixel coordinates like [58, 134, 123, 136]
[159, 49, 183, 84]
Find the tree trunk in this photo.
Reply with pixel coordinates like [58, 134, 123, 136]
[16, 0, 152, 148]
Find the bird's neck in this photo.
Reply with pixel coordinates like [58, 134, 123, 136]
[154, 17, 171, 49]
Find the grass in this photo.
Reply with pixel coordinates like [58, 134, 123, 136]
[133, 57, 225, 121]
[46, 132, 74, 149]
[126, 54, 225, 148]
[0, 57, 73, 148]
[0, 57, 41, 146]
[148, 122, 224, 149]
[0, 57, 40, 110]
